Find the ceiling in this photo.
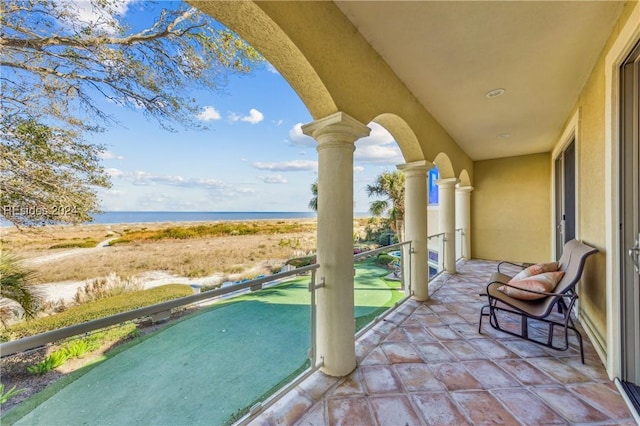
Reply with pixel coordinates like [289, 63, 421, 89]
[335, 1, 626, 161]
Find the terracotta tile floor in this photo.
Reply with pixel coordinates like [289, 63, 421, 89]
[250, 259, 637, 426]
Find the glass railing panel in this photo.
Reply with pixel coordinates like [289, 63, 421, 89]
[2, 270, 317, 426]
[428, 233, 445, 281]
[353, 242, 410, 333]
[455, 228, 464, 261]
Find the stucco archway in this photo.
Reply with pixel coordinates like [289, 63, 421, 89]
[458, 169, 472, 187]
[189, 1, 337, 119]
[433, 152, 456, 179]
[372, 113, 424, 163]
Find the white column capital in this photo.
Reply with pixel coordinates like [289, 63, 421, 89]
[456, 185, 474, 194]
[302, 112, 370, 145]
[435, 177, 459, 189]
[397, 160, 434, 175]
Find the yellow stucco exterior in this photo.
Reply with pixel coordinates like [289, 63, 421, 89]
[189, 0, 473, 178]
[556, 0, 639, 355]
[472, 153, 552, 263]
[188, 0, 640, 378]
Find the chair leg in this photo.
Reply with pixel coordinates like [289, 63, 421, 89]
[478, 305, 488, 333]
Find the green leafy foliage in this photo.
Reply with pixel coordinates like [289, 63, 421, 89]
[366, 171, 406, 241]
[285, 255, 316, 268]
[0, 251, 41, 318]
[3, 285, 193, 340]
[27, 350, 69, 375]
[1, 0, 263, 227]
[375, 253, 396, 267]
[62, 339, 96, 358]
[0, 384, 26, 404]
[308, 181, 318, 211]
[1, 120, 110, 227]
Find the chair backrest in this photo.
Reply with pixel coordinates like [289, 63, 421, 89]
[538, 239, 597, 315]
[557, 239, 581, 269]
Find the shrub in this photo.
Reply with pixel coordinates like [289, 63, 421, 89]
[375, 253, 395, 267]
[4, 284, 193, 340]
[49, 239, 98, 249]
[286, 255, 316, 268]
[74, 273, 144, 304]
[27, 350, 68, 375]
[63, 339, 95, 358]
[270, 265, 283, 274]
[0, 251, 42, 319]
[107, 221, 316, 245]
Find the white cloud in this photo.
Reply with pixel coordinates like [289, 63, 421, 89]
[59, 0, 135, 34]
[197, 106, 221, 121]
[107, 168, 254, 197]
[252, 160, 318, 172]
[241, 108, 264, 124]
[354, 122, 404, 165]
[266, 63, 280, 74]
[273, 119, 284, 126]
[106, 168, 126, 178]
[288, 123, 315, 147]
[99, 150, 124, 160]
[258, 174, 288, 184]
[354, 166, 365, 173]
[355, 144, 404, 165]
[228, 108, 264, 124]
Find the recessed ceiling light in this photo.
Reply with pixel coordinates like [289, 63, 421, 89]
[498, 133, 511, 139]
[486, 88, 506, 99]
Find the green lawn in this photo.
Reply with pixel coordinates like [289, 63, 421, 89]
[5, 259, 401, 426]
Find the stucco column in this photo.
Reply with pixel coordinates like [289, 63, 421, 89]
[397, 160, 431, 301]
[436, 178, 459, 273]
[302, 112, 370, 377]
[455, 185, 474, 260]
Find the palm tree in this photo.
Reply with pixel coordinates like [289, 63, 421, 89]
[366, 171, 405, 242]
[308, 180, 318, 211]
[0, 251, 41, 318]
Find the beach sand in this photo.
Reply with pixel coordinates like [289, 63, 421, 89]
[1, 219, 331, 302]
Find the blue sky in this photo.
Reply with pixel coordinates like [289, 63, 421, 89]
[89, 1, 404, 212]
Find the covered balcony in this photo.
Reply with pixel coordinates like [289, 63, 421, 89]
[195, 0, 640, 422]
[2, 0, 639, 424]
[252, 259, 636, 425]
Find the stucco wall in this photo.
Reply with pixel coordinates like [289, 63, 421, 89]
[558, 1, 639, 354]
[427, 208, 440, 236]
[472, 153, 551, 263]
[191, 1, 473, 179]
[571, 50, 609, 349]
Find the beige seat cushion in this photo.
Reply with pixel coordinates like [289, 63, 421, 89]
[498, 271, 565, 300]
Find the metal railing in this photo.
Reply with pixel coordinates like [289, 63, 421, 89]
[4, 265, 321, 426]
[2, 239, 429, 424]
[0, 264, 319, 357]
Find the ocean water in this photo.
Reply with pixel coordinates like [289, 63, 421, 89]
[1, 211, 372, 227]
[89, 211, 318, 225]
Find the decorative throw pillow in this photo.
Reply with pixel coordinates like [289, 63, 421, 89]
[511, 261, 559, 281]
[498, 271, 565, 300]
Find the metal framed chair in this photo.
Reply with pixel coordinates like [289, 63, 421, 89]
[478, 239, 597, 363]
